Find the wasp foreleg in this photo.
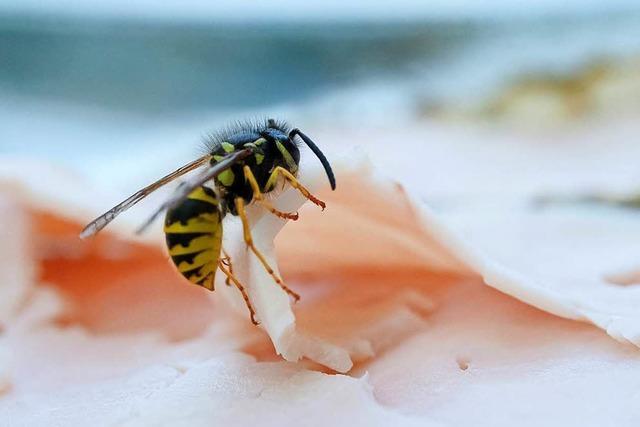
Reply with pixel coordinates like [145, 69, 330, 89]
[264, 166, 326, 210]
[242, 166, 299, 220]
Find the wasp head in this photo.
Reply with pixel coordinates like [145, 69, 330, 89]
[263, 121, 300, 174]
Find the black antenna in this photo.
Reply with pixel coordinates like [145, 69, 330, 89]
[289, 128, 336, 190]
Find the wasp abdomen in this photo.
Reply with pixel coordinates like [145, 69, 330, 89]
[164, 186, 222, 290]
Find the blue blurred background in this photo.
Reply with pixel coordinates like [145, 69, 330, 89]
[1, 0, 640, 178]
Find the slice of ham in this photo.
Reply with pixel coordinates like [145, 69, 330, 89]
[0, 149, 639, 424]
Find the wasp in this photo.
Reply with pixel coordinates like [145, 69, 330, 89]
[80, 119, 336, 324]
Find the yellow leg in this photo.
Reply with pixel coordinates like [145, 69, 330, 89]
[217, 260, 258, 325]
[235, 197, 300, 302]
[243, 165, 299, 220]
[221, 248, 233, 287]
[265, 166, 326, 210]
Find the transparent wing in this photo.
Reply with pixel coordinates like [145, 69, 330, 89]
[135, 148, 253, 234]
[80, 154, 212, 239]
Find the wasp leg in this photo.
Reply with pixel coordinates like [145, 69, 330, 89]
[221, 248, 233, 287]
[234, 197, 301, 302]
[243, 165, 299, 220]
[264, 166, 326, 210]
[217, 260, 258, 324]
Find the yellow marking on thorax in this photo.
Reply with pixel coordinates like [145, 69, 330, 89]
[221, 142, 235, 153]
[218, 169, 235, 186]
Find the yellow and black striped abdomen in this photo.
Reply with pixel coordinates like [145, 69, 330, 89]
[164, 186, 222, 291]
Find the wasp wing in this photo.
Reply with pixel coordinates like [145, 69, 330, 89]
[80, 154, 213, 239]
[135, 148, 253, 234]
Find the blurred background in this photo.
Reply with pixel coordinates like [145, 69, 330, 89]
[1, 0, 640, 201]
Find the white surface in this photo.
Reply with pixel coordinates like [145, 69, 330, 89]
[1, 116, 640, 424]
